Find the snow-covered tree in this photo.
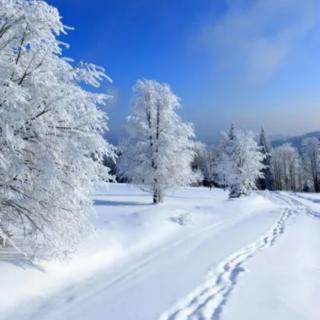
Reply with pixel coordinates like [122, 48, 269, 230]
[191, 141, 206, 186]
[257, 128, 273, 190]
[0, 0, 114, 258]
[191, 142, 217, 188]
[202, 146, 217, 189]
[118, 79, 199, 203]
[217, 129, 265, 198]
[214, 125, 235, 189]
[271, 144, 303, 191]
[301, 137, 320, 192]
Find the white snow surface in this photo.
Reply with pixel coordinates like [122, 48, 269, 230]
[0, 183, 319, 320]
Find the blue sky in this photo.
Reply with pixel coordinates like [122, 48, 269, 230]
[48, 0, 320, 144]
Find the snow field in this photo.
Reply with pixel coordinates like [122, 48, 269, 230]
[1, 184, 319, 320]
[1, 183, 278, 320]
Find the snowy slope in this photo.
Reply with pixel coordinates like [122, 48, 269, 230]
[223, 214, 320, 320]
[0, 184, 319, 320]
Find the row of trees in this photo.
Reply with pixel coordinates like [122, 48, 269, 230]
[271, 139, 320, 192]
[116, 79, 320, 202]
[117, 83, 265, 200]
[197, 128, 320, 194]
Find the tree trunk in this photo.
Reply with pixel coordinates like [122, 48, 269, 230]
[153, 189, 163, 204]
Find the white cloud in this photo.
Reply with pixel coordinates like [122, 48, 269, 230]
[201, 0, 320, 81]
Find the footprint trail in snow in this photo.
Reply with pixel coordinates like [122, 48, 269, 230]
[158, 206, 293, 320]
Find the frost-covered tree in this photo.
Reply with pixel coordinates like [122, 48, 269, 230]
[217, 129, 265, 198]
[202, 146, 217, 189]
[271, 144, 303, 191]
[191, 142, 217, 188]
[301, 137, 320, 192]
[214, 125, 235, 189]
[257, 128, 273, 190]
[118, 79, 198, 203]
[0, 0, 114, 258]
[191, 141, 206, 186]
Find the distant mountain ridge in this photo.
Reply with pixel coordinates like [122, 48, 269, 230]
[271, 131, 320, 150]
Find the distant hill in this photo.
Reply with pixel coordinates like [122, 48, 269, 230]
[269, 134, 291, 141]
[271, 131, 320, 151]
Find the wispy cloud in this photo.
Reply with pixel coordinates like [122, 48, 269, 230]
[200, 0, 320, 82]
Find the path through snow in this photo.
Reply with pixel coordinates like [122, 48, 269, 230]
[159, 192, 320, 320]
[158, 207, 292, 320]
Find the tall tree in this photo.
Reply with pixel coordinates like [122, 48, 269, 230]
[0, 0, 114, 258]
[217, 129, 265, 198]
[118, 79, 198, 203]
[257, 128, 273, 190]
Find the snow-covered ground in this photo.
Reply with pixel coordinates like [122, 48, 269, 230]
[1, 183, 319, 320]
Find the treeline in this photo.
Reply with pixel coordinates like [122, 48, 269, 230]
[193, 127, 320, 194]
[112, 122, 320, 200]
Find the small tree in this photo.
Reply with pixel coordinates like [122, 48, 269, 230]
[257, 128, 273, 190]
[191, 141, 207, 186]
[301, 137, 320, 192]
[221, 129, 265, 198]
[119, 79, 198, 203]
[203, 146, 217, 189]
